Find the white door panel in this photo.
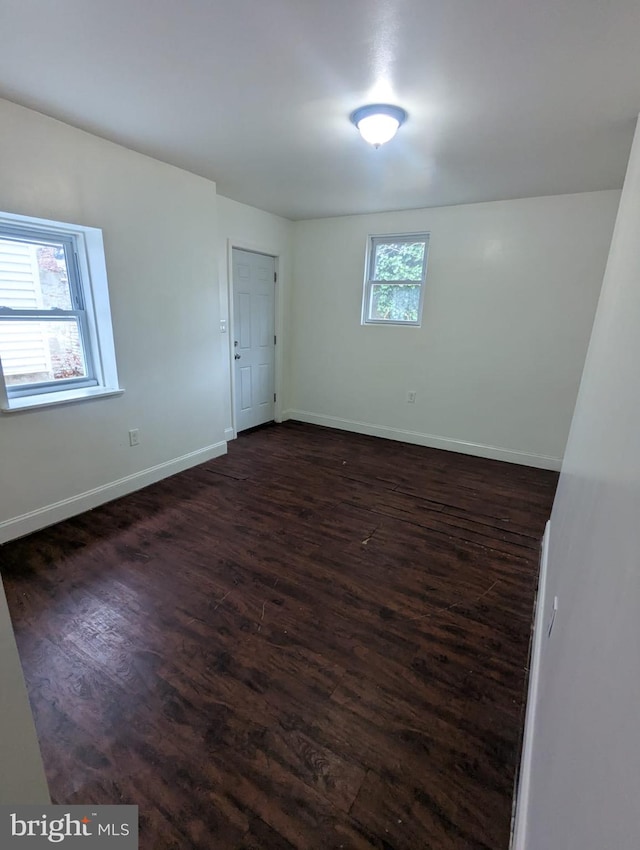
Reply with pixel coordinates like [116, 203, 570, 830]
[232, 249, 275, 431]
[257, 294, 271, 346]
[257, 363, 270, 405]
[239, 366, 252, 410]
[237, 292, 250, 350]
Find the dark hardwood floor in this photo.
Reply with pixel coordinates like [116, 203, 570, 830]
[1, 422, 558, 849]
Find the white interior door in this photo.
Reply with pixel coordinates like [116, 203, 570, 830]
[232, 248, 276, 432]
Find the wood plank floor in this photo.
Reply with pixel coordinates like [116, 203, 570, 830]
[1, 422, 558, 849]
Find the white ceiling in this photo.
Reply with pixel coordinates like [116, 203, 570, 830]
[1, 0, 639, 220]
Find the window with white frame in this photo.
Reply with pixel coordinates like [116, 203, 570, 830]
[362, 232, 430, 325]
[0, 211, 121, 411]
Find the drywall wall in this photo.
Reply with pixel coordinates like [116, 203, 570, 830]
[522, 120, 640, 849]
[288, 191, 620, 468]
[0, 579, 49, 803]
[0, 98, 225, 542]
[216, 195, 294, 435]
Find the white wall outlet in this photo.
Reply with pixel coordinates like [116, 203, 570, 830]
[128, 428, 140, 447]
[220, 319, 227, 333]
[407, 391, 417, 403]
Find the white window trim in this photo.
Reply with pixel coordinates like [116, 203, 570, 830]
[1, 385, 124, 413]
[362, 231, 430, 327]
[0, 210, 123, 413]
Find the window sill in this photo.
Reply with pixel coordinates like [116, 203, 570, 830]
[1, 386, 124, 413]
[362, 320, 422, 327]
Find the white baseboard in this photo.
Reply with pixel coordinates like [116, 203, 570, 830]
[285, 410, 562, 470]
[224, 427, 235, 441]
[0, 441, 227, 544]
[510, 520, 551, 850]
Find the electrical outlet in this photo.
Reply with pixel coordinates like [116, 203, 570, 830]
[128, 428, 140, 447]
[407, 391, 417, 404]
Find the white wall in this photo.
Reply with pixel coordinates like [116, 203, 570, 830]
[521, 120, 640, 849]
[288, 191, 620, 468]
[216, 195, 294, 435]
[0, 99, 225, 542]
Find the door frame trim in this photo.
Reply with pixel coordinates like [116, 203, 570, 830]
[227, 240, 282, 439]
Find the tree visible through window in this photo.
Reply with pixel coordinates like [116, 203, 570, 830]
[0, 211, 120, 411]
[0, 230, 93, 395]
[0, 238, 90, 388]
[363, 233, 429, 325]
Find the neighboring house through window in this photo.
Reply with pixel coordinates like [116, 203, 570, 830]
[0, 211, 121, 412]
[362, 232, 430, 326]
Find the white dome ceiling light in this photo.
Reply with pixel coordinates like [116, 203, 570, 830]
[350, 104, 407, 148]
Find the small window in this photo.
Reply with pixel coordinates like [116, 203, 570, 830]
[362, 233, 429, 326]
[0, 212, 120, 411]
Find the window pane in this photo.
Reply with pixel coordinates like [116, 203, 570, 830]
[0, 318, 88, 386]
[370, 283, 420, 322]
[0, 237, 73, 310]
[373, 241, 425, 281]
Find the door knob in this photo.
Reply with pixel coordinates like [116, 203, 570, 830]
[234, 353, 241, 360]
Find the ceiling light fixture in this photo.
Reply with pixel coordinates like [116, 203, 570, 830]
[350, 104, 407, 148]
